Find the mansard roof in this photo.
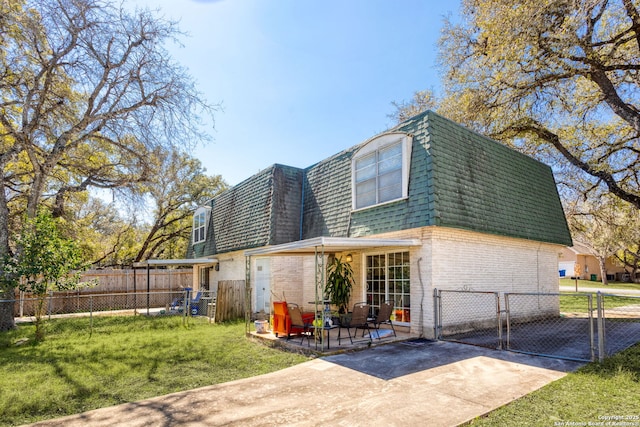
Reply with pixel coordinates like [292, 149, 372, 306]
[188, 111, 572, 258]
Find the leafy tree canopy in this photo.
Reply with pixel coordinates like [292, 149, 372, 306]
[0, 0, 218, 331]
[436, 0, 640, 208]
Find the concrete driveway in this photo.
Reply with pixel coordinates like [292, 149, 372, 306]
[24, 340, 583, 427]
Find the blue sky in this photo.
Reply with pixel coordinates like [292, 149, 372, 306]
[131, 0, 460, 185]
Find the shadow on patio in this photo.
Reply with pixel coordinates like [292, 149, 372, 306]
[248, 324, 414, 355]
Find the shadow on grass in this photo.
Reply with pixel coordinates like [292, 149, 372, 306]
[0, 316, 306, 427]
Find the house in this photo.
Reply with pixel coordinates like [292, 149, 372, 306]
[186, 111, 572, 338]
[559, 243, 628, 282]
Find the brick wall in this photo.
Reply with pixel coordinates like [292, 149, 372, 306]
[205, 226, 563, 336]
[351, 226, 563, 338]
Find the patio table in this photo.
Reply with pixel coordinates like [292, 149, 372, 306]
[310, 324, 338, 349]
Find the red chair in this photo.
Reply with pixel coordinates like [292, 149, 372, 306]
[272, 301, 289, 337]
[272, 301, 314, 337]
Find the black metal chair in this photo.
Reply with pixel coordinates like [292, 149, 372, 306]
[287, 303, 312, 346]
[367, 300, 397, 339]
[338, 302, 371, 344]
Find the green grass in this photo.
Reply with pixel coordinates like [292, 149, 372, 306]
[560, 278, 640, 291]
[560, 293, 640, 313]
[465, 343, 640, 426]
[0, 316, 309, 427]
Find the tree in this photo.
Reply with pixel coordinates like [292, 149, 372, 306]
[131, 149, 227, 263]
[438, 0, 640, 210]
[0, 0, 216, 331]
[612, 201, 640, 281]
[388, 89, 439, 124]
[568, 196, 630, 284]
[60, 150, 226, 268]
[67, 197, 142, 267]
[5, 210, 85, 340]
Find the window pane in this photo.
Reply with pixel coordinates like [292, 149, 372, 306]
[378, 169, 401, 189]
[378, 142, 402, 161]
[353, 138, 407, 210]
[356, 163, 376, 183]
[356, 180, 376, 209]
[378, 143, 402, 174]
[378, 155, 401, 174]
[378, 169, 402, 202]
[355, 153, 376, 183]
[379, 184, 402, 203]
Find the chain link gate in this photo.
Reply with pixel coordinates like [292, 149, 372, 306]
[435, 289, 640, 362]
[598, 293, 640, 361]
[504, 293, 595, 362]
[435, 289, 502, 350]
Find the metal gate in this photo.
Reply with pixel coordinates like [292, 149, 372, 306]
[435, 290, 502, 350]
[435, 289, 640, 362]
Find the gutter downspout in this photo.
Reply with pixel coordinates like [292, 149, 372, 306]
[299, 172, 306, 240]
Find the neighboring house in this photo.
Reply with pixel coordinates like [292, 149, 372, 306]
[185, 111, 572, 338]
[559, 243, 628, 282]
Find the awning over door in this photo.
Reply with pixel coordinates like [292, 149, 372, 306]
[244, 236, 421, 257]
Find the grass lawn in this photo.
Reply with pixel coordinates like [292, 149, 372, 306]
[559, 293, 640, 313]
[0, 315, 309, 427]
[560, 278, 640, 291]
[464, 342, 640, 426]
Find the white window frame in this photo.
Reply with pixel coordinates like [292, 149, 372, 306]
[192, 207, 210, 245]
[351, 132, 412, 211]
[362, 250, 411, 325]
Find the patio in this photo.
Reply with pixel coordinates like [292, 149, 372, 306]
[249, 323, 413, 355]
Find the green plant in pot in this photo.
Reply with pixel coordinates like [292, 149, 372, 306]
[325, 256, 354, 316]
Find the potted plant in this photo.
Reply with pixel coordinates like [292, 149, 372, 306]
[325, 256, 354, 315]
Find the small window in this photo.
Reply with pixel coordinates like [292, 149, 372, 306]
[192, 207, 210, 244]
[352, 133, 412, 210]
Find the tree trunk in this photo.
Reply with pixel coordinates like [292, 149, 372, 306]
[0, 288, 16, 331]
[598, 256, 609, 286]
[0, 174, 16, 331]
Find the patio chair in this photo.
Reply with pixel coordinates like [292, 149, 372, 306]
[287, 303, 312, 346]
[367, 300, 397, 339]
[189, 291, 203, 315]
[169, 296, 183, 312]
[338, 302, 371, 344]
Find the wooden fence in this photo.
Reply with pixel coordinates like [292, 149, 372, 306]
[214, 280, 245, 322]
[9, 270, 253, 322]
[12, 268, 192, 316]
[80, 268, 193, 293]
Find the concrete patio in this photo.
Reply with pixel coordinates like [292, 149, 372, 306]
[249, 323, 412, 355]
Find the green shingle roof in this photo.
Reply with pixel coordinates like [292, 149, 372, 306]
[189, 111, 572, 257]
[187, 164, 303, 258]
[426, 113, 571, 244]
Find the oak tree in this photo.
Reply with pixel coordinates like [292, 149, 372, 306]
[0, 0, 216, 331]
[438, 0, 640, 209]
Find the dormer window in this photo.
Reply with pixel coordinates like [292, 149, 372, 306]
[352, 133, 412, 210]
[192, 207, 210, 244]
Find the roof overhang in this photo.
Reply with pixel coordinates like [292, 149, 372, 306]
[133, 258, 218, 268]
[244, 236, 422, 257]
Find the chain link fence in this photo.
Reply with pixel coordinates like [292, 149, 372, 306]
[436, 290, 502, 350]
[505, 293, 595, 361]
[435, 289, 640, 362]
[6, 289, 218, 322]
[599, 293, 640, 359]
